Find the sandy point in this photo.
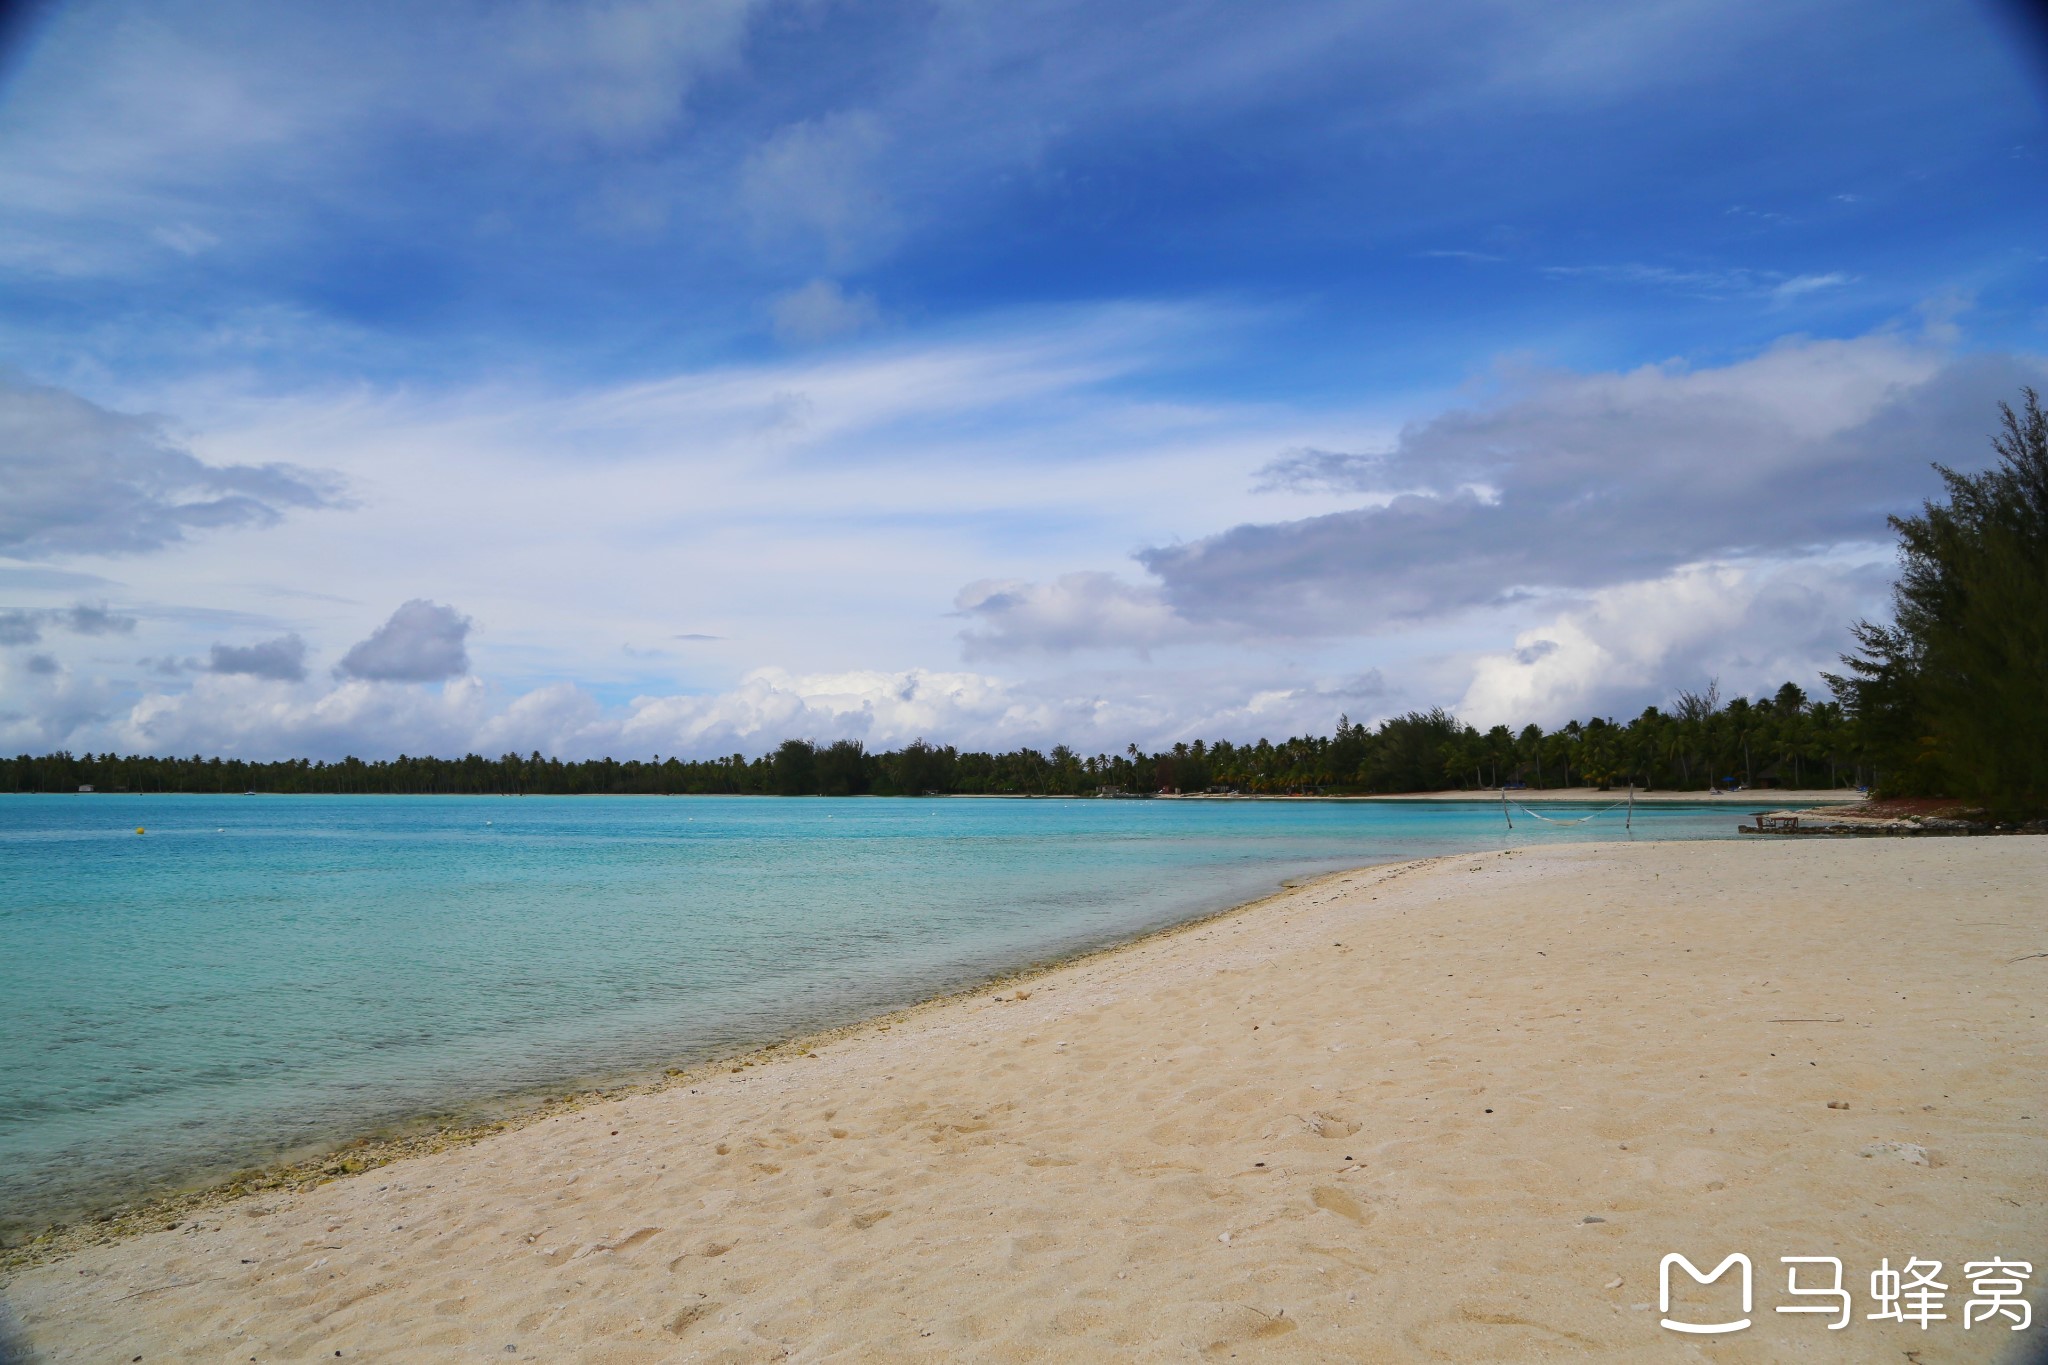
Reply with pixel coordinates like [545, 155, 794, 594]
[4, 837, 2043, 1362]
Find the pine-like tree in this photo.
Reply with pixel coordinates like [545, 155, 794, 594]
[1828, 388, 2048, 814]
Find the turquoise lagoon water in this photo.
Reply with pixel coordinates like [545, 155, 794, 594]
[0, 793, 1748, 1237]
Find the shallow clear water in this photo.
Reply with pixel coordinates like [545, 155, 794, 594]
[0, 792, 1746, 1235]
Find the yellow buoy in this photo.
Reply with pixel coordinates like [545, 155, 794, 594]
[136, 827, 145, 834]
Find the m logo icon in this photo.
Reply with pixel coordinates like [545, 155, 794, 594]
[1660, 1253, 1753, 1334]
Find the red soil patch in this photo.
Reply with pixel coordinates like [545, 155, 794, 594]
[1855, 796, 1981, 820]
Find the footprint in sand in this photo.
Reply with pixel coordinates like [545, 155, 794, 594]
[1310, 1186, 1367, 1222]
[665, 1301, 719, 1336]
[1201, 1306, 1299, 1356]
[1307, 1112, 1361, 1139]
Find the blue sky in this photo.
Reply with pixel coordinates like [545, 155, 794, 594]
[2, 0, 2045, 759]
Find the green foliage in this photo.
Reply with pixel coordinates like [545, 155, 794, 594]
[1827, 388, 2048, 814]
[815, 739, 870, 796]
[770, 738, 817, 796]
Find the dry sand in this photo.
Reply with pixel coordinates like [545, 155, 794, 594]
[4, 837, 2043, 1363]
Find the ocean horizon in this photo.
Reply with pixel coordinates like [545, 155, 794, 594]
[1, 792, 1746, 1241]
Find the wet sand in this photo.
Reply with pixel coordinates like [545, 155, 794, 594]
[4, 837, 2042, 1362]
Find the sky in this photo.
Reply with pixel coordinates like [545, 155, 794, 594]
[1, 0, 2046, 761]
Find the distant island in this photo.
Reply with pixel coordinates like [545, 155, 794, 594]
[8, 391, 2042, 817]
[0, 682, 1870, 801]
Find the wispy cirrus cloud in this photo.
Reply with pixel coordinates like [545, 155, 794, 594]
[770, 279, 882, 346]
[1542, 261, 1855, 300]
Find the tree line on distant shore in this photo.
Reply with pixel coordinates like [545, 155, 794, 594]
[0, 683, 1877, 800]
[4, 392, 2042, 812]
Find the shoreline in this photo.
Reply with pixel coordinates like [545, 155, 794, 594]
[10, 788, 1867, 802]
[0, 865, 1363, 1276]
[0, 793, 1865, 1269]
[6, 837, 2040, 1359]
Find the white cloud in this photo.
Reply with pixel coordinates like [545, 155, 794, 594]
[618, 667, 1026, 754]
[117, 674, 492, 760]
[207, 633, 308, 681]
[0, 650, 123, 751]
[954, 573, 1192, 659]
[0, 373, 342, 557]
[4, 318, 2035, 759]
[335, 600, 471, 682]
[19, 658, 1389, 762]
[1543, 262, 1856, 301]
[1131, 333, 2043, 636]
[1773, 271, 1852, 300]
[1456, 557, 1891, 727]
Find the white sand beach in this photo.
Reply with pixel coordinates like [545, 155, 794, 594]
[4, 837, 2042, 1362]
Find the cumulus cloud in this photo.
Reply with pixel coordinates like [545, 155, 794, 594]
[119, 675, 491, 760]
[81, 665, 1060, 761]
[618, 666, 1029, 755]
[0, 611, 40, 646]
[334, 600, 472, 682]
[65, 655, 1385, 762]
[0, 649, 120, 751]
[615, 665, 1396, 759]
[770, 279, 881, 345]
[0, 374, 343, 558]
[208, 633, 309, 682]
[1456, 558, 1893, 727]
[941, 332, 2041, 671]
[1137, 336, 2043, 635]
